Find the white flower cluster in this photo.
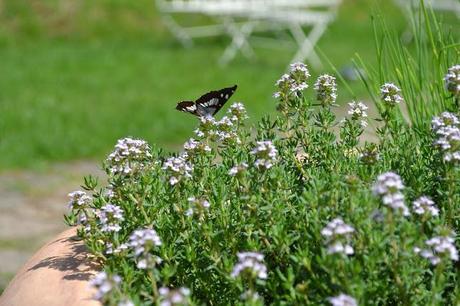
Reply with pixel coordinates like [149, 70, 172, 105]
[194, 116, 218, 139]
[193, 103, 248, 144]
[106, 137, 152, 176]
[231, 252, 268, 280]
[159, 287, 190, 306]
[444, 64, 460, 96]
[228, 102, 249, 123]
[432, 112, 460, 163]
[118, 299, 135, 306]
[372, 172, 410, 216]
[328, 293, 358, 306]
[321, 218, 355, 255]
[314, 74, 337, 106]
[250, 141, 278, 170]
[414, 233, 458, 265]
[229, 162, 248, 177]
[89, 271, 122, 301]
[105, 241, 128, 255]
[274, 62, 310, 99]
[97, 204, 124, 232]
[127, 228, 163, 269]
[105, 185, 116, 200]
[347, 101, 368, 128]
[240, 290, 261, 303]
[435, 127, 460, 163]
[185, 197, 210, 217]
[380, 83, 403, 106]
[162, 155, 193, 186]
[216, 116, 241, 144]
[432, 112, 460, 132]
[289, 62, 311, 93]
[359, 145, 380, 165]
[68, 190, 91, 210]
[183, 138, 211, 156]
[412, 196, 439, 217]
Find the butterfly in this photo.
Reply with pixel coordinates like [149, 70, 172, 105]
[176, 85, 237, 117]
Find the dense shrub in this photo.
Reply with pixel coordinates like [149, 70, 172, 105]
[66, 6, 460, 306]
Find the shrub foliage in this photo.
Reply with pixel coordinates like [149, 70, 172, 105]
[66, 7, 460, 306]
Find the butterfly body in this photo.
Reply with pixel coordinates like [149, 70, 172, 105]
[176, 85, 237, 117]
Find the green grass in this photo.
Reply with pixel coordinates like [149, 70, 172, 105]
[0, 0, 455, 170]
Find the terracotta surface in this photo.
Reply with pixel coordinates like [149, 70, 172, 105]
[0, 227, 101, 306]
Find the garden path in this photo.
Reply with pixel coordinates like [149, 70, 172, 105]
[0, 161, 104, 292]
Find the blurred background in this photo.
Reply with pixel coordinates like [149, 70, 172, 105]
[0, 0, 458, 293]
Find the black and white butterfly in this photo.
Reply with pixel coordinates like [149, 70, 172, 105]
[176, 85, 237, 117]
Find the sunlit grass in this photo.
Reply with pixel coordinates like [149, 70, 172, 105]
[0, 0, 457, 169]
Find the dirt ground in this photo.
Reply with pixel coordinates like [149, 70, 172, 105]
[0, 161, 105, 292]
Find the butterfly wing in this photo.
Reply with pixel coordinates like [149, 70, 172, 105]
[176, 101, 199, 116]
[195, 85, 238, 117]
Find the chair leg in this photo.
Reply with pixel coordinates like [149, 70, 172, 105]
[160, 14, 194, 48]
[289, 22, 327, 69]
[219, 18, 256, 65]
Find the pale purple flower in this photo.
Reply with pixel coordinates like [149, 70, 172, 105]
[414, 233, 458, 265]
[444, 64, 460, 96]
[68, 190, 91, 210]
[380, 83, 403, 106]
[274, 74, 292, 99]
[217, 116, 234, 132]
[347, 101, 368, 128]
[185, 197, 210, 217]
[240, 290, 261, 303]
[321, 218, 355, 255]
[372, 172, 404, 195]
[105, 185, 116, 200]
[251, 141, 278, 170]
[118, 299, 135, 306]
[274, 63, 310, 99]
[231, 252, 267, 280]
[97, 204, 124, 232]
[328, 294, 358, 306]
[127, 228, 162, 269]
[183, 138, 211, 155]
[372, 172, 409, 216]
[412, 196, 439, 217]
[229, 162, 248, 177]
[163, 155, 193, 186]
[434, 125, 460, 163]
[106, 137, 152, 176]
[128, 228, 162, 255]
[228, 102, 249, 122]
[432, 112, 460, 133]
[290, 62, 311, 84]
[89, 271, 121, 301]
[289, 62, 310, 95]
[194, 116, 218, 139]
[159, 287, 190, 306]
[314, 74, 337, 106]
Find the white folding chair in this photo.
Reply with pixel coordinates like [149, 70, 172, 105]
[155, 0, 342, 68]
[217, 0, 342, 68]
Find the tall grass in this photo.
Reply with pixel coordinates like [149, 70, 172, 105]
[355, 1, 459, 128]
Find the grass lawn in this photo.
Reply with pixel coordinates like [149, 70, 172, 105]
[0, 0, 449, 170]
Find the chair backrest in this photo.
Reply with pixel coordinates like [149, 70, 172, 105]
[156, 0, 342, 12]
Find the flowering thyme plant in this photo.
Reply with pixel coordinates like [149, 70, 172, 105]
[65, 10, 460, 304]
